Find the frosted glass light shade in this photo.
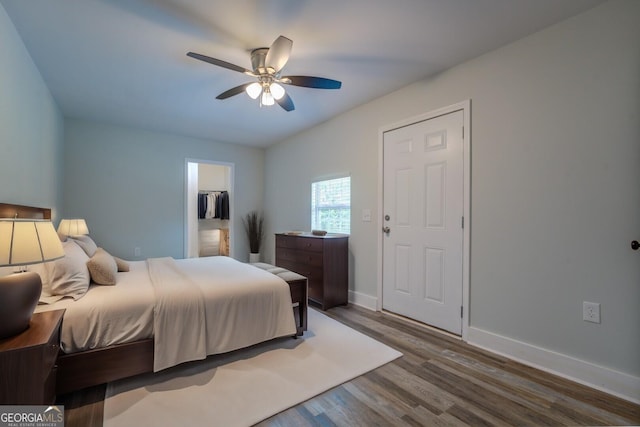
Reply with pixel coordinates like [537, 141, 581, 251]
[261, 91, 275, 106]
[58, 218, 89, 236]
[0, 219, 65, 267]
[246, 82, 262, 99]
[270, 83, 285, 100]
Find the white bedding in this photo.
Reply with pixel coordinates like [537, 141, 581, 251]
[35, 256, 297, 372]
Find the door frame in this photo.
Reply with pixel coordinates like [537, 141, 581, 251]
[377, 100, 471, 340]
[184, 158, 235, 259]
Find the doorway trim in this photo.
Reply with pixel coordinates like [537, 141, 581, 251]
[377, 100, 471, 340]
[184, 158, 235, 259]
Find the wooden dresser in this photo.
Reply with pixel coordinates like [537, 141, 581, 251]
[0, 309, 64, 404]
[275, 233, 348, 310]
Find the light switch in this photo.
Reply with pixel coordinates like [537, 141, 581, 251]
[362, 209, 371, 222]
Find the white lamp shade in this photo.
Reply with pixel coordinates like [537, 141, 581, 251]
[0, 219, 65, 266]
[270, 83, 285, 100]
[58, 218, 89, 236]
[246, 82, 262, 99]
[261, 91, 275, 106]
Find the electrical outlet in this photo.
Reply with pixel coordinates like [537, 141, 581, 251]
[583, 301, 600, 323]
[134, 247, 141, 257]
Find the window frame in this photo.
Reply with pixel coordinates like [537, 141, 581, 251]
[311, 174, 351, 235]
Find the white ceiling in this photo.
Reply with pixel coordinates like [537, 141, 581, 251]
[2, 0, 604, 147]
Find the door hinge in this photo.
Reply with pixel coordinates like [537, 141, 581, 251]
[461, 216, 464, 229]
[461, 306, 464, 318]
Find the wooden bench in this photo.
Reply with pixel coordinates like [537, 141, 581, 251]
[251, 262, 308, 336]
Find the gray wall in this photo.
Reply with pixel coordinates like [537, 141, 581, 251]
[63, 119, 264, 261]
[264, 0, 640, 380]
[0, 3, 64, 217]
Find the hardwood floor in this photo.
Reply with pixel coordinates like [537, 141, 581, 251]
[61, 304, 640, 426]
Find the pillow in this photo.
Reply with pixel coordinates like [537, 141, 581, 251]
[114, 256, 130, 272]
[32, 239, 91, 302]
[0, 266, 19, 278]
[87, 248, 118, 285]
[70, 235, 98, 257]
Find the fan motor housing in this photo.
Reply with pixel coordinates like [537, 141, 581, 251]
[251, 48, 270, 74]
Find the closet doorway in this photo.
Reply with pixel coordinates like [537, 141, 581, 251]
[185, 159, 234, 259]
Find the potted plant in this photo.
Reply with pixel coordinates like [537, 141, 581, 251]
[243, 211, 264, 263]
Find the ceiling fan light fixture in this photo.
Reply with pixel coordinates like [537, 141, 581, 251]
[246, 82, 262, 99]
[261, 90, 275, 106]
[270, 82, 285, 100]
[188, 34, 341, 112]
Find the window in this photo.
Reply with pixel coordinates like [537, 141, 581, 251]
[311, 176, 351, 234]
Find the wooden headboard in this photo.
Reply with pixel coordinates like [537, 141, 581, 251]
[0, 203, 51, 220]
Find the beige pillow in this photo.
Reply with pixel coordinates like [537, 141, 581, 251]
[114, 256, 130, 272]
[71, 235, 98, 257]
[0, 266, 19, 277]
[32, 239, 91, 302]
[87, 248, 118, 285]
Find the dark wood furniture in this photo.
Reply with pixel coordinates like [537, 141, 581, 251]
[250, 262, 308, 336]
[0, 202, 51, 220]
[275, 233, 349, 310]
[0, 309, 64, 404]
[57, 339, 153, 395]
[287, 277, 308, 336]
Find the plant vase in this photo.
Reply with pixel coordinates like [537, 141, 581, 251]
[243, 211, 264, 264]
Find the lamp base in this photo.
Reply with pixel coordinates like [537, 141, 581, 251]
[0, 272, 42, 340]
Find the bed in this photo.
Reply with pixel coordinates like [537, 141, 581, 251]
[0, 203, 306, 395]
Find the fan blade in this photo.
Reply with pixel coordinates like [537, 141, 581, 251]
[216, 83, 251, 100]
[276, 93, 295, 112]
[187, 52, 254, 76]
[265, 36, 293, 73]
[281, 76, 342, 89]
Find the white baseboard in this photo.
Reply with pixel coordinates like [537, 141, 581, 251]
[348, 290, 377, 311]
[467, 326, 640, 404]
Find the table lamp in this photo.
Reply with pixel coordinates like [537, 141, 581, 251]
[57, 218, 89, 237]
[0, 219, 64, 339]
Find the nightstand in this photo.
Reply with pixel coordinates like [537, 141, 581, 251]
[0, 309, 64, 404]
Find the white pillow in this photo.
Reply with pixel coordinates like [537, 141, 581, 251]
[70, 235, 98, 257]
[33, 239, 91, 301]
[87, 248, 118, 285]
[27, 263, 59, 304]
[114, 256, 130, 272]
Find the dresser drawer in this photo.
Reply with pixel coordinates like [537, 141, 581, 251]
[276, 235, 324, 253]
[295, 237, 324, 253]
[277, 249, 323, 267]
[275, 234, 297, 249]
[276, 259, 323, 281]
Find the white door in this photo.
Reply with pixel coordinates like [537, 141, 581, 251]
[382, 110, 464, 335]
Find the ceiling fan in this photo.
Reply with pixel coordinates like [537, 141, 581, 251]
[187, 36, 341, 112]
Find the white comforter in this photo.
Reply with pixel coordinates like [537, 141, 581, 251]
[36, 256, 297, 372]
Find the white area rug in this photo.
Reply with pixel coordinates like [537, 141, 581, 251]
[103, 308, 402, 427]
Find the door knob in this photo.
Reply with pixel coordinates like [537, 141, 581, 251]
[632, 240, 640, 251]
[382, 227, 390, 234]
